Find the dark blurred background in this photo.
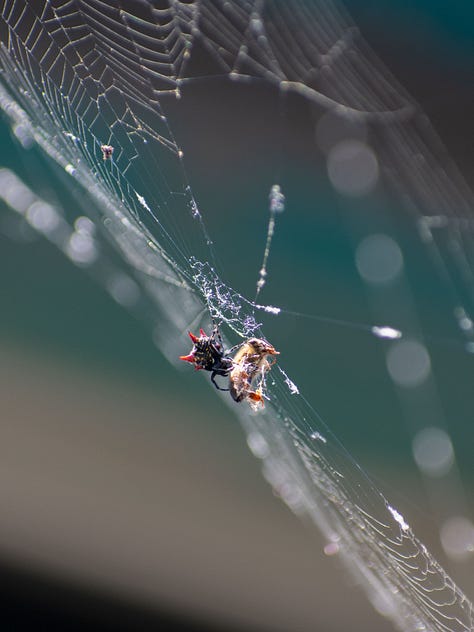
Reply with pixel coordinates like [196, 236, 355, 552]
[0, 1, 473, 631]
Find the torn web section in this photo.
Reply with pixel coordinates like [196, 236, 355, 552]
[190, 259, 262, 339]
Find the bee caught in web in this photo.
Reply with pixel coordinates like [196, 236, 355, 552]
[228, 337, 279, 407]
[180, 326, 279, 409]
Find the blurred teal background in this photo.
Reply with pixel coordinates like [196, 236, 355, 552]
[0, 1, 473, 631]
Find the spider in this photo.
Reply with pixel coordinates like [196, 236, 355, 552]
[179, 325, 233, 391]
[180, 325, 279, 406]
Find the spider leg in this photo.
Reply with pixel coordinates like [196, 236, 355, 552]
[224, 341, 244, 355]
[209, 319, 243, 357]
[211, 371, 229, 391]
[210, 319, 225, 346]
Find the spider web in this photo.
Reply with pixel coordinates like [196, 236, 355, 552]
[0, 1, 473, 631]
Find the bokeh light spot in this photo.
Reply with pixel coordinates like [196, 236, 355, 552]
[412, 427, 454, 477]
[327, 140, 379, 196]
[386, 340, 431, 387]
[440, 516, 474, 561]
[356, 234, 403, 285]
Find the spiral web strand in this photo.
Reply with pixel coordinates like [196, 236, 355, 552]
[0, 2, 473, 631]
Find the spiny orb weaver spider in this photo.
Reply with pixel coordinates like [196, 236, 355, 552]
[180, 325, 279, 407]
